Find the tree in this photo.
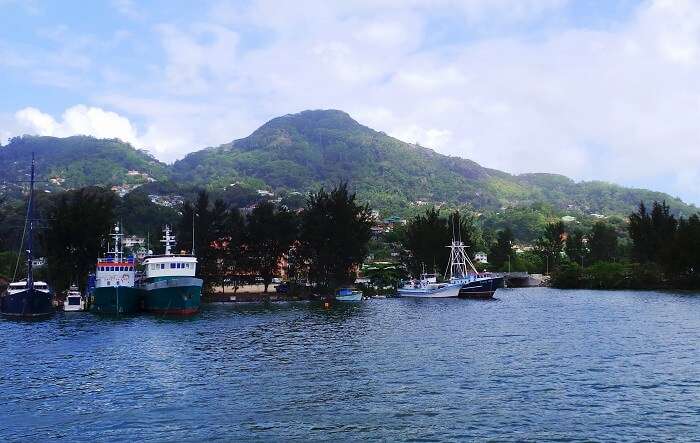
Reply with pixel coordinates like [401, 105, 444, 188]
[401, 209, 480, 277]
[629, 201, 676, 265]
[223, 209, 246, 293]
[564, 230, 587, 266]
[42, 187, 116, 292]
[298, 183, 374, 289]
[671, 214, 700, 281]
[177, 191, 235, 294]
[402, 208, 451, 277]
[489, 228, 515, 271]
[245, 201, 298, 292]
[588, 222, 618, 263]
[535, 221, 565, 272]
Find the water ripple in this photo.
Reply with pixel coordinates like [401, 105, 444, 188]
[1, 288, 699, 441]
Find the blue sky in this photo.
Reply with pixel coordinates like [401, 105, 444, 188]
[2, 0, 700, 204]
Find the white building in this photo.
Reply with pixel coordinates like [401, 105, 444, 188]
[474, 252, 488, 264]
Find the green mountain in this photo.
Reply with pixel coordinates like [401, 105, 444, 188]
[171, 110, 696, 217]
[0, 135, 169, 192]
[2, 111, 695, 219]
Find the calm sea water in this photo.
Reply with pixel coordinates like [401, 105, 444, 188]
[1, 288, 699, 442]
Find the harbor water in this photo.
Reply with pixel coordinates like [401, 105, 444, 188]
[1, 288, 699, 441]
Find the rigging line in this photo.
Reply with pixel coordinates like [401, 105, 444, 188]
[12, 189, 31, 282]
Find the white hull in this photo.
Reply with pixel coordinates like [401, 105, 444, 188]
[397, 283, 461, 298]
[336, 293, 363, 302]
[63, 293, 86, 311]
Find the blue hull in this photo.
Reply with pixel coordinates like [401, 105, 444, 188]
[458, 277, 504, 299]
[0, 288, 54, 318]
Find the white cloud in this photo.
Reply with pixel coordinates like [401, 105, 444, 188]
[12, 105, 142, 147]
[4, 0, 700, 203]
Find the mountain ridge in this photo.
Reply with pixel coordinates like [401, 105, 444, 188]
[1, 110, 695, 218]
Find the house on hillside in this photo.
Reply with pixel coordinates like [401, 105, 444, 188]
[474, 252, 488, 264]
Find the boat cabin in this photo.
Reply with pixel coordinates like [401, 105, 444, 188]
[96, 257, 136, 288]
[142, 255, 197, 280]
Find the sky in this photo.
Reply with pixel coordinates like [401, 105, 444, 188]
[1, 0, 700, 203]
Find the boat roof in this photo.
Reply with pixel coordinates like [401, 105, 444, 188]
[143, 254, 196, 262]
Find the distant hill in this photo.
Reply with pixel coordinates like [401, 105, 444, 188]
[0, 135, 169, 193]
[171, 110, 696, 217]
[1, 112, 695, 218]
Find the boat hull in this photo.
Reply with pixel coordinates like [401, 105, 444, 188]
[0, 288, 53, 318]
[335, 294, 363, 302]
[141, 277, 202, 315]
[91, 286, 141, 314]
[397, 284, 461, 298]
[458, 277, 504, 299]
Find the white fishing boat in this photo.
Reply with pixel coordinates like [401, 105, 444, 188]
[335, 288, 363, 301]
[397, 273, 461, 298]
[63, 285, 86, 311]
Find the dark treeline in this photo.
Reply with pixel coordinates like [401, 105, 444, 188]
[398, 209, 482, 277]
[173, 183, 374, 295]
[550, 201, 700, 289]
[0, 183, 373, 294]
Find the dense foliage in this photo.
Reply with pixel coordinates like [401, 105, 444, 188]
[0, 135, 168, 192]
[297, 183, 374, 289]
[550, 201, 700, 289]
[169, 110, 696, 218]
[400, 209, 483, 278]
[42, 187, 116, 292]
[245, 202, 298, 292]
[2, 111, 697, 246]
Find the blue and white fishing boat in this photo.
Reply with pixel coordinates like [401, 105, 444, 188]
[335, 288, 363, 302]
[445, 239, 503, 299]
[397, 274, 462, 298]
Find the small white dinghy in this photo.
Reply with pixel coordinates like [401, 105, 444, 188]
[63, 285, 86, 311]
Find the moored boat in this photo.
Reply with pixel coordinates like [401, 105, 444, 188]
[0, 154, 54, 318]
[2, 281, 53, 318]
[91, 225, 140, 315]
[457, 274, 504, 299]
[445, 236, 503, 299]
[335, 288, 363, 301]
[397, 276, 462, 298]
[63, 285, 86, 312]
[138, 226, 202, 315]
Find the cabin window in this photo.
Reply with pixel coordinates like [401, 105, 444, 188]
[161, 264, 165, 269]
[110, 266, 115, 271]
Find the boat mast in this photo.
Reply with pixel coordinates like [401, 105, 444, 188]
[444, 213, 478, 280]
[26, 153, 36, 289]
[111, 223, 123, 262]
[161, 225, 175, 256]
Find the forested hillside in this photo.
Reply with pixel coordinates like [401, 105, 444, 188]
[2, 111, 695, 220]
